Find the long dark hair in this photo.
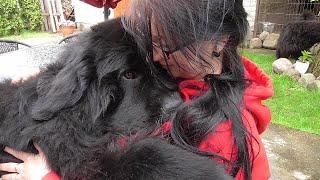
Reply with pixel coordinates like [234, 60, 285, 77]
[122, 0, 253, 179]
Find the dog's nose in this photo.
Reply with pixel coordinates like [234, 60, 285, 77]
[163, 92, 183, 111]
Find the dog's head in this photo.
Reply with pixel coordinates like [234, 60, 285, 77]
[31, 19, 182, 136]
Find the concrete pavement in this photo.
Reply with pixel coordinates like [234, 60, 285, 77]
[263, 124, 320, 180]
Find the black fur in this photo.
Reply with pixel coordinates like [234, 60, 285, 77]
[0, 19, 231, 179]
[276, 12, 320, 59]
[298, 0, 320, 14]
[299, 11, 317, 21]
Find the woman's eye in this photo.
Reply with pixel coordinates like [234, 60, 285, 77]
[122, 71, 138, 80]
[162, 47, 171, 52]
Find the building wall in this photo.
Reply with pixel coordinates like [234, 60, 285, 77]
[243, 0, 258, 37]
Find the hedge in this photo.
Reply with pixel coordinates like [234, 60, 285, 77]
[0, 0, 43, 37]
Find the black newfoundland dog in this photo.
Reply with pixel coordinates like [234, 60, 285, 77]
[276, 12, 320, 59]
[0, 19, 230, 179]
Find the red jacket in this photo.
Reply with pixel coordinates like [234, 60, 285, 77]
[199, 56, 273, 180]
[43, 57, 274, 180]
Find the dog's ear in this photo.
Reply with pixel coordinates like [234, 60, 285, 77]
[32, 48, 96, 121]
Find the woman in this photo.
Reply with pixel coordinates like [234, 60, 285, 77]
[0, 0, 274, 179]
[122, 1, 273, 180]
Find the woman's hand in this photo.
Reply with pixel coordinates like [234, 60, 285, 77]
[0, 143, 51, 180]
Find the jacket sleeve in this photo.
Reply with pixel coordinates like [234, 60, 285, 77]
[242, 56, 274, 134]
[198, 111, 271, 180]
[42, 171, 60, 180]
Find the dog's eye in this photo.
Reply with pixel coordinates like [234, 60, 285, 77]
[122, 71, 137, 80]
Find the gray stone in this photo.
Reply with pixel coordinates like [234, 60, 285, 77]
[272, 58, 293, 74]
[298, 73, 316, 87]
[263, 33, 280, 49]
[307, 80, 320, 91]
[317, 76, 320, 80]
[284, 68, 301, 81]
[250, 38, 263, 49]
[259, 31, 270, 41]
[241, 39, 250, 48]
[309, 43, 320, 55]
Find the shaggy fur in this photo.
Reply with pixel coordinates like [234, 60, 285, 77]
[276, 12, 320, 59]
[298, 0, 320, 14]
[0, 19, 231, 179]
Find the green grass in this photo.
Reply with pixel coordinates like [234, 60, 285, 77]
[240, 49, 320, 135]
[0, 30, 52, 41]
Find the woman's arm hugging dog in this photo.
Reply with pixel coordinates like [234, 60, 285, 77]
[0, 18, 231, 179]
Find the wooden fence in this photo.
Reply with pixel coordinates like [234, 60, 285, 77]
[39, 0, 66, 33]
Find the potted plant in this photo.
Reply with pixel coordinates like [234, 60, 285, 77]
[59, 20, 76, 36]
[294, 50, 313, 74]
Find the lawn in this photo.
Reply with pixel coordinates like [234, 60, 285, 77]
[0, 30, 53, 41]
[240, 49, 320, 135]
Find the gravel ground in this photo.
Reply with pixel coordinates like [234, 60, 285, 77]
[0, 44, 66, 81]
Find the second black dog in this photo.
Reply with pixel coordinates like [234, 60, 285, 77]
[276, 12, 320, 59]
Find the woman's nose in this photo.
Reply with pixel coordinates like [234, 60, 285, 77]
[152, 48, 163, 62]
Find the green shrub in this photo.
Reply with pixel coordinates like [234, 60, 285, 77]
[298, 50, 313, 63]
[0, 0, 24, 36]
[19, 0, 43, 31]
[0, 0, 43, 37]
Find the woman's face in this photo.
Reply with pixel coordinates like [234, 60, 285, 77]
[151, 24, 223, 80]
